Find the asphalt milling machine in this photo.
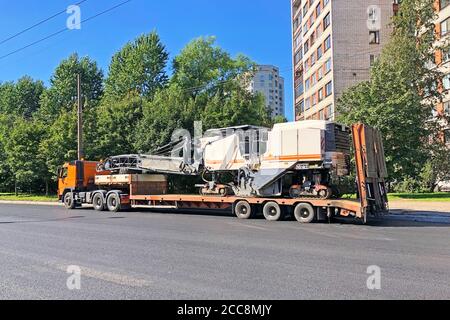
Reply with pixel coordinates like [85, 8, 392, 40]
[97, 120, 352, 200]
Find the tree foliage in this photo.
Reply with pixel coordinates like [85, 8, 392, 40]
[104, 32, 169, 101]
[0, 32, 271, 194]
[4, 118, 48, 192]
[0, 76, 45, 118]
[338, 0, 449, 189]
[38, 53, 103, 122]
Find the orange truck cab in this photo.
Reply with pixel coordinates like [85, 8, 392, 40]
[57, 160, 99, 202]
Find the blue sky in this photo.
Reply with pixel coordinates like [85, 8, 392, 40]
[0, 0, 294, 120]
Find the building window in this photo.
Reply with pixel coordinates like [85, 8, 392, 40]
[443, 74, 450, 90]
[441, 0, 450, 11]
[324, 35, 331, 51]
[369, 31, 380, 44]
[310, 32, 316, 45]
[317, 46, 323, 59]
[295, 83, 304, 97]
[326, 104, 333, 120]
[318, 88, 324, 102]
[445, 130, 450, 144]
[325, 81, 333, 96]
[305, 78, 310, 91]
[319, 109, 324, 120]
[318, 66, 324, 80]
[303, 3, 308, 17]
[443, 101, 450, 115]
[370, 54, 377, 66]
[310, 53, 316, 66]
[443, 47, 450, 63]
[442, 18, 450, 36]
[323, 12, 331, 30]
[311, 74, 317, 86]
[294, 49, 303, 65]
[304, 41, 309, 54]
[305, 98, 311, 110]
[316, 4, 322, 17]
[325, 58, 332, 73]
[324, 0, 330, 6]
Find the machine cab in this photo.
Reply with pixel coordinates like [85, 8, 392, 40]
[57, 161, 99, 200]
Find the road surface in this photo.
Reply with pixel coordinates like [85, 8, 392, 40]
[0, 203, 449, 300]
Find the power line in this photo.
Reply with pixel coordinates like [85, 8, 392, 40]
[0, 0, 88, 46]
[0, 0, 132, 61]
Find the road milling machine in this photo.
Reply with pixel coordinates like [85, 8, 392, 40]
[96, 120, 351, 200]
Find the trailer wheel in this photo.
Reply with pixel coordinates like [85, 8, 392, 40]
[294, 203, 315, 223]
[63, 192, 76, 210]
[263, 201, 282, 221]
[92, 193, 105, 211]
[234, 201, 252, 219]
[106, 193, 121, 213]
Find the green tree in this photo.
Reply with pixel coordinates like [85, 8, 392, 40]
[104, 32, 169, 101]
[134, 85, 193, 152]
[0, 76, 44, 118]
[135, 37, 270, 153]
[201, 89, 269, 129]
[337, 0, 443, 183]
[38, 53, 103, 122]
[272, 115, 288, 124]
[95, 94, 145, 157]
[171, 37, 255, 96]
[39, 109, 78, 183]
[4, 118, 48, 193]
[0, 114, 14, 191]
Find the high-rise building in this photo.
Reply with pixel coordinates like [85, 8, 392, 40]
[291, 0, 396, 121]
[248, 65, 285, 118]
[434, 0, 450, 145]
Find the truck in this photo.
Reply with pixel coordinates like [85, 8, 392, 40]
[57, 122, 389, 224]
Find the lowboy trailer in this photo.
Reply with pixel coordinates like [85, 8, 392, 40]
[57, 123, 388, 224]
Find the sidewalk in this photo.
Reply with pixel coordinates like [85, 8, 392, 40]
[389, 200, 450, 213]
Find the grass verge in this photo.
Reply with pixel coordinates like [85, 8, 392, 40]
[342, 192, 450, 202]
[388, 192, 450, 202]
[0, 193, 58, 202]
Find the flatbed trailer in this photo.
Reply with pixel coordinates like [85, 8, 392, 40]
[128, 194, 367, 223]
[59, 124, 388, 224]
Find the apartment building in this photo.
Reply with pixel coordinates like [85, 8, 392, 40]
[291, 0, 396, 121]
[248, 65, 285, 118]
[434, 0, 450, 144]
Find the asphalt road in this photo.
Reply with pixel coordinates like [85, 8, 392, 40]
[0, 203, 449, 300]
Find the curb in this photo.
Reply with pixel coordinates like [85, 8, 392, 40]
[0, 200, 62, 206]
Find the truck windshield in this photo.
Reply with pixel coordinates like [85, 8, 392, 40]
[58, 167, 68, 179]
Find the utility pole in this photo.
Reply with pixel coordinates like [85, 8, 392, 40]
[77, 74, 84, 160]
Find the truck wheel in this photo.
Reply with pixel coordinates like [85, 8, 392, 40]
[92, 193, 105, 211]
[106, 193, 121, 213]
[63, 192, 76, 210]
[263, 202, 282, 221]
[234, 201, 252, 219]
[294, 203, 315, 223]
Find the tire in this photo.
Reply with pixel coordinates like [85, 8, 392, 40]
[318, 188, 332, 199]
[106, 193, 121, 213]
[92, 193, 105, 211]
[234, 201, 252, 219]
[263, 201, 282, 221]
[63, 192, 76, 210]
[294, 203, 315, 223]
